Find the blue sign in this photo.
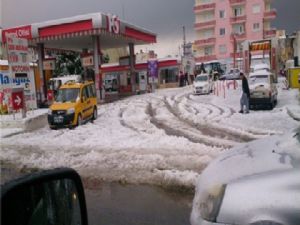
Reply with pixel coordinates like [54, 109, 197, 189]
[0, 73, 30, 86]
[148, 60, 158, 78]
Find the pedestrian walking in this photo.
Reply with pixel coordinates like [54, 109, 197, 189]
[239, 72, 250, 114]
[184, 72, 189, 85]
[179, 71, 184, 87]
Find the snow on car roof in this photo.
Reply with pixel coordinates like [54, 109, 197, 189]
[249, 70, 272, 77]
[252, 63, 270, 69]
[196, 73, 209, 76]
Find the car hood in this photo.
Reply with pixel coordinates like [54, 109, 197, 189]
[50, 102, 76, 111]
[191, 129, 300, 224]
[197, 128, 300, 188]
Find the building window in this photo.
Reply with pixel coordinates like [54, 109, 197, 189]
[219, 10, 225, 18]
[233, 7, 243, 17]
[233, 24, 245, 34]
[219, 45, 227, 54]
[252, 4, 261, 14]
[160, 68, 179, 84]
[237, 42, 243, 52]
[203, 29, 214, 38]
[253, 23, 260, 31]
[219, 28, 226, 36]
[204, 46, 213, 56]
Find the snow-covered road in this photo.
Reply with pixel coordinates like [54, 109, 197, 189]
[1, 81, 299, 188]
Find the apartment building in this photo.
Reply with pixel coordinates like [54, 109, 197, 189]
[194, 0, 277, 64]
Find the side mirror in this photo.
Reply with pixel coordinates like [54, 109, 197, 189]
[1, 168, 88, 225]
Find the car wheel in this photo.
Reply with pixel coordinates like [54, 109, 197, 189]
[92, 107, 98, 121]
[77, 114, 83, 126]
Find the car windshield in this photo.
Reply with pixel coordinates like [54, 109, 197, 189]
[196, 76, 208, 82]
[55, 88, 79, 103]
[249, 75, 269, 85]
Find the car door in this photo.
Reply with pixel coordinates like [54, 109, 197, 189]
[81, 86, 90, 119]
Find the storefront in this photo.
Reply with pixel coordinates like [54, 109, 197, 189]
[101, 58, 181, 95]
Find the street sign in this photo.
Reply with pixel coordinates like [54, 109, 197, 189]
[12, 89, 24, 110]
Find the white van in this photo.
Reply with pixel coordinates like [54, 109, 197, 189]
[249, 71, 278, 109]
[48, 75, 82, 93]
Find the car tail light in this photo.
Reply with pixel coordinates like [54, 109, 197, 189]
[269, 91, 272, 97]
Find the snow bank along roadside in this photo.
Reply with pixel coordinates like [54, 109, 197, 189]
[0, 109, 48, 137]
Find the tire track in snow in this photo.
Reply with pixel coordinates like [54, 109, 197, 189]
[118, 108, 140, 133]
[186, 94, 235, 120]
[187, 94, 276, 136]
[147, 103, 235, 148]
[164, 95, 255, 142]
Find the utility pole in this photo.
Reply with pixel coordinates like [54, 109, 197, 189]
[183, 26, 186, 56]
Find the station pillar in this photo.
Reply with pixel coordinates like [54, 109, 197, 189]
[37, 43, 46, 104]
[93, 36, 103, 101]
[129, 43, 136, 93]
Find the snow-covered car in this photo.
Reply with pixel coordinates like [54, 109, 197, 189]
[250, 63, 270, 73]
[219, 68, 241, 80]
[190, 128, 300, 225]
[249, 71, 278, 109]
[193, 74, 213, 95]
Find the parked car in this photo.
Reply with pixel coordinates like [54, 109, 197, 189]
[193, 73, 213, 95]
[190, 128, 300, 225]
[48, 80, 98, 129]
[249, 71, 278, 109]
[219, 68, 241, 80]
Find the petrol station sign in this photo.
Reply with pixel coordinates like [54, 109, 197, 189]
[6, 35, 30, 77]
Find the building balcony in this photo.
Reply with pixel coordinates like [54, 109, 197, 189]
[194, 3, 216, 13]
[264, 29, 277, 38]
[195, 55, 217, 62]
[195, 37, 216, 47]
[229, 0, 246, 6]
[230, 15, 247, 24]
[264, 9, 277, 20]
[194, 20, 216, 30]
[231, 32, 247, 41]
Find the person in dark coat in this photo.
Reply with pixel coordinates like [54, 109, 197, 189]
[184, 72, 189, 85]
[239, 72, 250, 113]
[200, 63, 206, 74]
[179, 71, 184, 87]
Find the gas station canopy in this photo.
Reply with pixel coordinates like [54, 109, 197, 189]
[2, 12, 157, 51]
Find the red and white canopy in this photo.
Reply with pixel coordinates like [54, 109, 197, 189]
[2, 12, 157, 51]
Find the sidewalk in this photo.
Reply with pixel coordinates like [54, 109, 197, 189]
[0, 109, 48, 138]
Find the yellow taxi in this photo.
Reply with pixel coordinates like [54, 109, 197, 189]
[48, 81, 98, 129]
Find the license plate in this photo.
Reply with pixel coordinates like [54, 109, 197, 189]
[54, 116, 63, 123]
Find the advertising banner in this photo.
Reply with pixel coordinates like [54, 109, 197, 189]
[148, 60, 158, 78]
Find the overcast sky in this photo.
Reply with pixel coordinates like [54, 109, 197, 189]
[1, 0, 300, 56]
